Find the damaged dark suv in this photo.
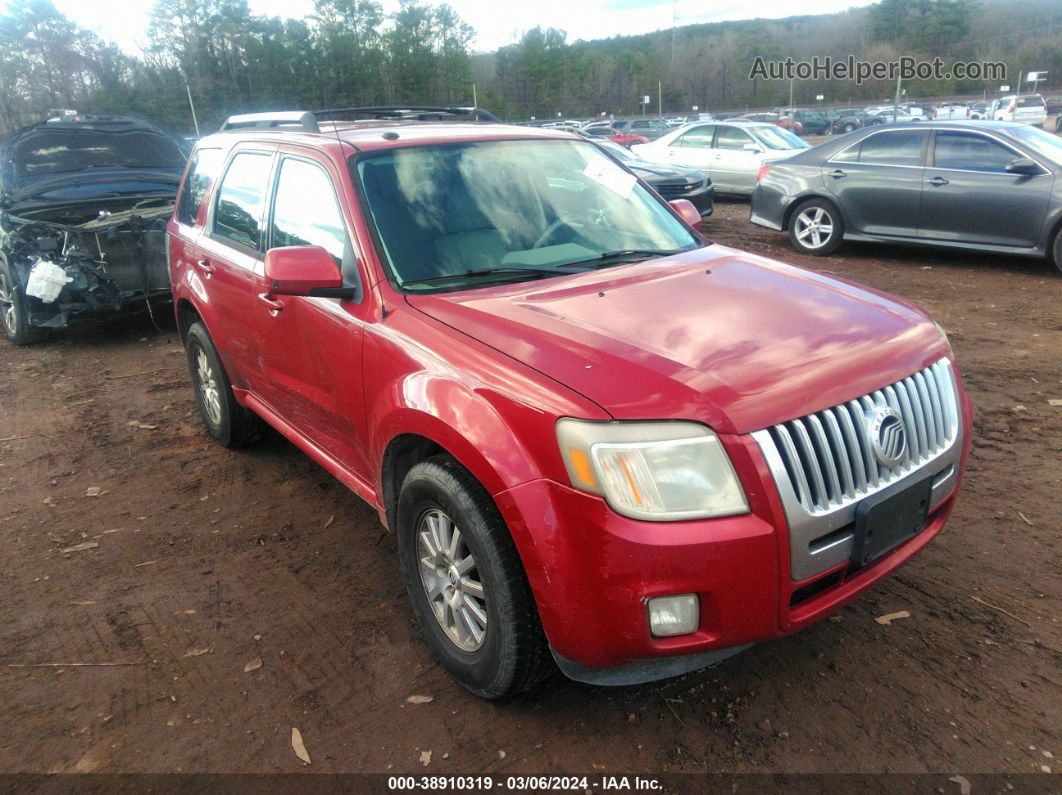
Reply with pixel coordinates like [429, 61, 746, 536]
[0, 112, 189, 344]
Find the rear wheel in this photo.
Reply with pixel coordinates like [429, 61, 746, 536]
[0, 259, 45, 346]
[1051, 228, 1062, 275]
[396, 455, 551, 699]
[184, 322, 262, 447]
[843, 122, 856, 133]
[788, 198, 844, 255]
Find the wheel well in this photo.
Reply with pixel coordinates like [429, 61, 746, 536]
[381, 434, 446, 531]
[176, 299, 202, 343]
[783, 194, 842, 232]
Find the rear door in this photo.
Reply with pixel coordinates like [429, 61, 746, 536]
[196, 145, 277, 390]
[824, 129, 928, 237]
[917, 129, 1053, 247]
[661, 124, 715, 169]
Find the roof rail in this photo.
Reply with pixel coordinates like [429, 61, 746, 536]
[314, 105, 500, 122]
[219, 111, 320, 132]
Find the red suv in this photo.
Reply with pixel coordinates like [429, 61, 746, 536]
[168, 106, 972, 698]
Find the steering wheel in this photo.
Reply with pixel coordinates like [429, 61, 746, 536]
[532, 218, 569, 250]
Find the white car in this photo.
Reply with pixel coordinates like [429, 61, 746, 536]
[631, 121, 808, 194]
[935, 103, 971, 120]
[992, 94, 1048, 127]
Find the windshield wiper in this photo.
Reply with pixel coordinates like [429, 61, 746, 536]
[402, 265, 589, 287]
[563, 249, 684, 268]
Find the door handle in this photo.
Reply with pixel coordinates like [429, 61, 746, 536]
[927, 176, 949, 186]
[257, 293, 284, 313]
[827, 169, 847, 179]
[195, 259, 216, 276]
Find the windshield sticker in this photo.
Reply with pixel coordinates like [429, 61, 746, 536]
[582, 160, 636, 199]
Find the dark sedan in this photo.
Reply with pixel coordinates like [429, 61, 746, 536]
[749, 121, 1062, 272]
[592, 137, 714, 216]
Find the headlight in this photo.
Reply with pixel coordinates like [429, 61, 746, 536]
[556, 419, 748, 521]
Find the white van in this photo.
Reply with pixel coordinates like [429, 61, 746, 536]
[992, 94, 1048, 126]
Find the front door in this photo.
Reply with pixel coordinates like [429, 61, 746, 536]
[917, 130, 1053, 247]
[254, 150, 370, 477]
[824, 129, 928, 237]
[710, 126, 763, 193]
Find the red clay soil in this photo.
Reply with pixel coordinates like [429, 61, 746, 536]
[0, 199, 1058, 780]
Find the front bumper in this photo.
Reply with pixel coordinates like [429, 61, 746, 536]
[494, 391, 972, 682]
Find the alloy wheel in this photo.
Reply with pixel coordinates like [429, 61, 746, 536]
[795, 207, 834, 250]
[416, 508, 488, 652]
[0, 271, 17, 336]
[195, 347, 223, 426]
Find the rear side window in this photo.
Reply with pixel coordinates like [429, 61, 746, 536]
[677, 125, 715, 148]
[714, 127, 754, 150]
[933, 132, 1017, 173]
[270, 158, 347, 263]
[213, 152, 273, 250]
[833, 131, 926, 166]
[176, 148, 222, 226]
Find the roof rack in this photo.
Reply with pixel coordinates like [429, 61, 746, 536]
[219, 111, 321, 132]
[218, 106, 499, 133]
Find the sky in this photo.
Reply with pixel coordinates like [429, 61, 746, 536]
[51, 0, 876, 55]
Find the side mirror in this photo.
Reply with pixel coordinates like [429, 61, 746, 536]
[669, 198, 702, 228]
[1005, 157, 1040, 175]
[264, 246, 344, 296]
[743, 143, 763, 152]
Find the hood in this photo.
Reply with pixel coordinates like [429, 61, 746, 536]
[405, 246, 948, 434]
[1, 120, 188, 206]
[627, 161, 705, 180]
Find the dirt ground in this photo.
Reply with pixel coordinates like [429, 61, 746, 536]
[0, 200, 1059, 782]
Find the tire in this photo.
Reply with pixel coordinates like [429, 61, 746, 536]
[1052, 228, 1062, 276]
[396, 455, 551, 699]
[0, 258, 45, 346]
[788, 198, 844, 256]
[843, 123, 856, 133]
[184, 321, 262, 447]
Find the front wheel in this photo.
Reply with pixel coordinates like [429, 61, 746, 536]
[396, 456, 551, 699]
[0, 259, 45, 346]
[1051, 229, 1062, 275]
[843, 123, 856, 133]
[788, 199, 844, 255]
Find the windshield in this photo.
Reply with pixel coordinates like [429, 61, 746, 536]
[356, 140, 700, 290]
[751, 126, 807, 150]
[12, 129, 187, 181]
[1009, 125, 1062, 165]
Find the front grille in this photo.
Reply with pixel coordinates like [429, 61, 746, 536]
[765, 359, 959, 516]
[655, 179, 702, 197]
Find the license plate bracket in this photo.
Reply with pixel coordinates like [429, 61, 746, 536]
[851, 474, 933, 567]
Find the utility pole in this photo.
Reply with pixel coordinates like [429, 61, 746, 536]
[893, 73, 902, 122]
[789, 78, 794, 108]
[472, 82, 478, 108]
[658, 80, 662, 117]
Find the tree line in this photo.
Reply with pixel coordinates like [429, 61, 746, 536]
[1, 0, 1060, 136]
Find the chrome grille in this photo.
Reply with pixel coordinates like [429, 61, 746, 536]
[765, 359, 959, 516]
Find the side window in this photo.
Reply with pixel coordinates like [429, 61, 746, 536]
[176, 148, 222, 227]
[853, 131, 926, 166]
[715, 127, 754, 150]
[213, 152, 273, 250]
[631, 120, 649, 130]
[269, 158, 347, 263]
[933, 132, 1020, 173]
[677, 125, 715, 148]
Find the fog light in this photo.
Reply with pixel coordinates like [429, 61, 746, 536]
[648, 594, 699, 637]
